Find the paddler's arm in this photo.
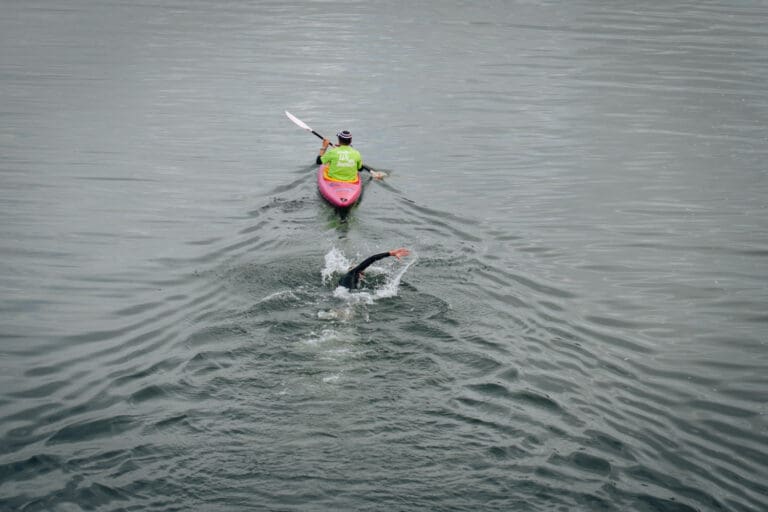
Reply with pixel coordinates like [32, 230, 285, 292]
[315, 139, 330, 165]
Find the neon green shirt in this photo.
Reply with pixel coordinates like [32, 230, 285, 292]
[321, 145, 362, 182]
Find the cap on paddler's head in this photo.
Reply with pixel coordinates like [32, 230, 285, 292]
[337, 130, 352, 143]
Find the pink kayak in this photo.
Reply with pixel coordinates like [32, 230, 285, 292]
[317, 164, 362, 208]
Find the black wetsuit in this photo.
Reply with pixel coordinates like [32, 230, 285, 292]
[338, 252, 390, 289]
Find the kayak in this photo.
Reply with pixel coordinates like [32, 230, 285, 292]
[317, 164, 362, 208]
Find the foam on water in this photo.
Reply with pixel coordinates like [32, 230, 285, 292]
[253, 289, 298, 306]
[303, 328, 345, 346]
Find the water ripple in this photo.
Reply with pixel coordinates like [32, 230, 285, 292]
[2, 1, 767, 511]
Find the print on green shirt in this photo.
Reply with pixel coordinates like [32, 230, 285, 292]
[321, 145, 362, 182]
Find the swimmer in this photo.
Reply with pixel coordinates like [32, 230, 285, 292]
[338, 248, 410, 289]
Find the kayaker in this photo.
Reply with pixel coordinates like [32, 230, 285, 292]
[316, 130, 363, 182]
[339, 248, 410, 290]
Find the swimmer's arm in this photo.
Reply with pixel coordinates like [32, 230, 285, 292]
[339, 249, 410, 289]
[338, 253, 388, 289]
[348, 252, 391, 276]
[350, 248, 410, 275]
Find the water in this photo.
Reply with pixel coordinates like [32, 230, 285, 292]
[1, 1, 767, 510]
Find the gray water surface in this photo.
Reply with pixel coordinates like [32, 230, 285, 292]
[1, 1, 767, 511]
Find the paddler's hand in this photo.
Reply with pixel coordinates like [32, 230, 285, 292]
[321, 139, 330, 150]
[389, 248, 410, 260]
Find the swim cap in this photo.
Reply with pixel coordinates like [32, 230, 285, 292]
[337, 130, 352, 142]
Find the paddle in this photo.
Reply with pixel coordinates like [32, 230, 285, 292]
[285, 111, 385, 178]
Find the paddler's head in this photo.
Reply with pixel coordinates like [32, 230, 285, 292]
[337, 130, 352, 146]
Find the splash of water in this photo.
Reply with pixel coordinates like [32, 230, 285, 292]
[321, 247, 352, 285]
[374, 254, 416, 299]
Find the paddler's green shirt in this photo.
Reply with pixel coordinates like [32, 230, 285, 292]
[320, 145, 362, 181]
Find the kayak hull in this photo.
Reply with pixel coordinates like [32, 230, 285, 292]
[317, 165, 362, 209]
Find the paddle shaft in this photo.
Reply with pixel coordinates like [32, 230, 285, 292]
[307, 129, 326, 143]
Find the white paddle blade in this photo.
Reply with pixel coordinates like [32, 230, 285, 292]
[285, 110, 312, 131]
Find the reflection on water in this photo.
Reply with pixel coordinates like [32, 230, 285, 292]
[1, 1, 767, 511]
